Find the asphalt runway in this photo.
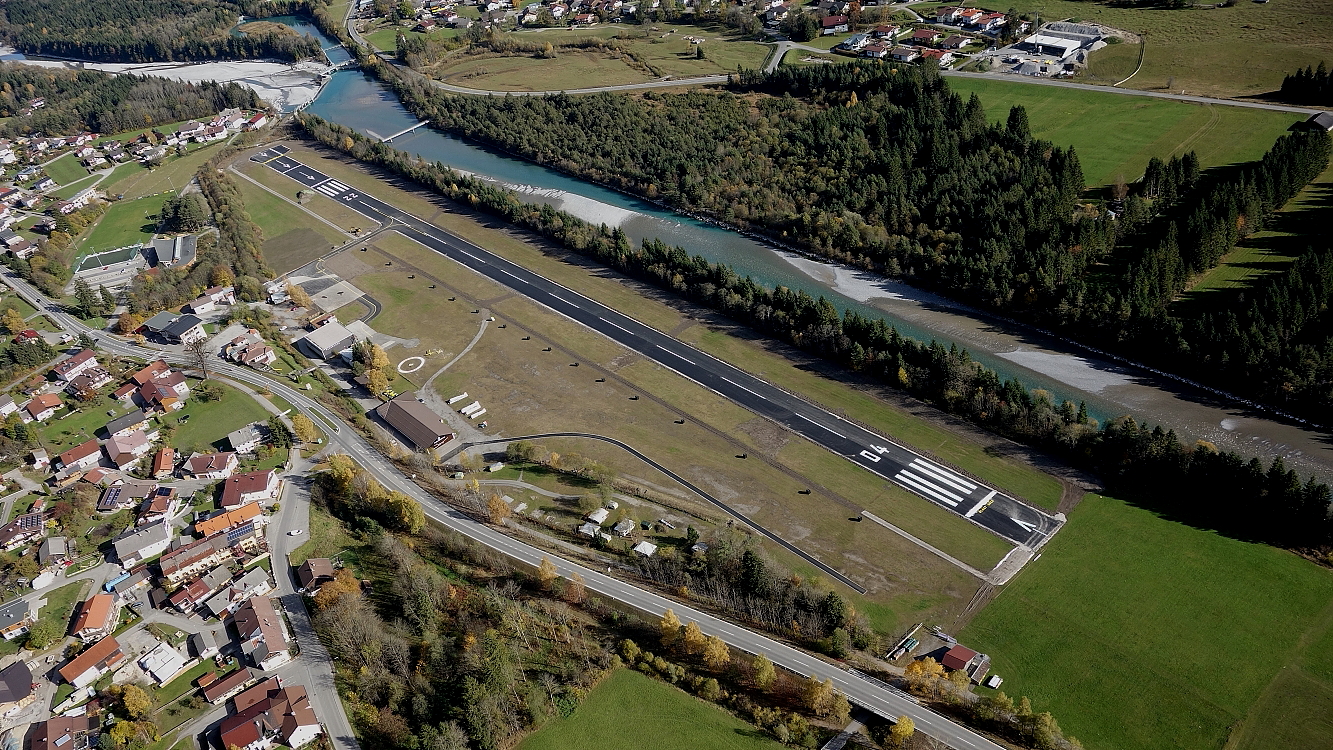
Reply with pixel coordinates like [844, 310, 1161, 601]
[253, 146, 1060, 548]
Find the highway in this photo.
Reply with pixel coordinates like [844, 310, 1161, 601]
[1, 264, 1007, 750]
[254, 145, 1060, 549]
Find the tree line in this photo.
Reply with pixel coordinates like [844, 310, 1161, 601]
[371, 59, 1333, 423]
[1278, 61, 1333, 106]
[0, 64, 260, 137]
[295, 113, 1333, 559]
[0, 0, 322, 63]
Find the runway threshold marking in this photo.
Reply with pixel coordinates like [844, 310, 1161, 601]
[964, 490, 996, 518]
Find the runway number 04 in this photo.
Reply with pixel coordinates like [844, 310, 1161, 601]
[859, 445, 890, 462]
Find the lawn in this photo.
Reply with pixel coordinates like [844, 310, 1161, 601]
[235, 180, 345, 273]
[99, 160, 149, 192]
[960, 493, 1333, 750]
[164, 382, 274, 453]
[519, 669, 783, 750]
[289, 504, 362, 567]
[44, 154, 89, 186]
[116, 141, 227, 200]
[51, 175, 100, 200]
[37, 580, 90, 634]
[38, 395, 126, 450]
[944, 77, 1300, 187]
[77, 194, 171, 257]
[925, 0, 1333, 97]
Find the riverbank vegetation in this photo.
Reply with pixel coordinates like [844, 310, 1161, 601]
[378, 61, 1333, 428]
[295, 111, 1333, 564]
[0, 64, 260, 138]
[0, 0, 322, 62]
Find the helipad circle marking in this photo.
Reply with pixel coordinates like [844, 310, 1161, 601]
[397, 356, 425, 374]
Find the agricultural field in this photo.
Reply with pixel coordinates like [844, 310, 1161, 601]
[76, 193, 171, 257]
[921, 0, 1333, 97]
[519, 669, 782, 750]
[428, 23, 769, 91]
[960, 493, 1333, 750]
[945, 77, 1301, 187]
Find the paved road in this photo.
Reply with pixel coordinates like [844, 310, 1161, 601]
[0, 273, 1005, 750]
[940, 70, 1322, 114]
[254, 145, 1059, 549]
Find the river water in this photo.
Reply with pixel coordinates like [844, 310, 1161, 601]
[296, 44, 1333, 480]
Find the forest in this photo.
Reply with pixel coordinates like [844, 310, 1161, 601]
[296, 112, 1333, 562]
[0, 64, 260, 137]
[0, 0, 322, 62]
[377, 61, 1333, 424]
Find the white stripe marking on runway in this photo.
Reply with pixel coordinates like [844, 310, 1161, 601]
[655, 344, 696, 366]
[794, 413, 847, 439]
[895, 471, 964, 507]
[597, 317, 636, 337]
[965, 490, 996, 518]
[720, 376, 763, 398]
[909, 459, 977, 492]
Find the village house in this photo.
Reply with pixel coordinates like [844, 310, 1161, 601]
[218, 678, 322, 750]
[245, 113, 269, 131]
[195, 502, 264, 537]
[233, 596, 293, 670]
[22, 394, 63, 423]
[136, 370, 190, 411]
[227, 424, 264, 454]
[139, 642, 189, 685]
[203, 667, 258, 705]
[0, 395, 14, 418]
[111, 521, 173, 566]
[168, 565, 233, 614]
[70, 593, 120, 643]
[0, 511, 46, 551]
[910, 28, 943, 46]
[889, 45, 921, 61]
[201, 566, 273, 618]
[58, 636, 125, 687]
[152, 447, 176, 479]
[160, 533, 237, 585]
[296, 558, 335, 591]
[29, 715, 98, 750]
[184, 285, 236, 315]
[220, 470, 281, 509]
[821, 14, 848, 34]
[65, 367, 114, 398]
[0, 599, 36, 641]
[105, 409, 150, 438]
[181, 452, 239, 480]
[57, 439, 103, 472]
[919, 48, 954, 66]
[38, 536, 68, 565]
[138, 486, 179, 525]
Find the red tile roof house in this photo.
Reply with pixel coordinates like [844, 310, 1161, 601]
[22, 394, 63, 423]
[152, 447, 176, 479]
[220, 470, 281, 510]
[70, 593, 120, 643]
[233, 596, 292, 671]
[64, 367, 114, 398]
[130, 359, 171, 386]
[58, 635, 126, 687]
[219, 677, 322, 750]
[821, 14, 848, 34]
[50, 349, 99, 382]
[137, 372, 190, 412]
[180, 452, 238, 480]
[57, 439, 103, 472]
[202, 667, 257, 704]
[104, 430, 152, 470]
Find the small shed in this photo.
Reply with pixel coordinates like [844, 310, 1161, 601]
[585, 508, 610, 525]
[632, 541, 658, 557]
[612, 519, 636, 537]
[577, 522, 599, 538]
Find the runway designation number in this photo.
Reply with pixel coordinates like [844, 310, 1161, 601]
[859, 444, 890, 462]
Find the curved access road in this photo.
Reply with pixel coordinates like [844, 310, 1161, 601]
[0, 273, 1007, 750]
[463, 432, 868, 592]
